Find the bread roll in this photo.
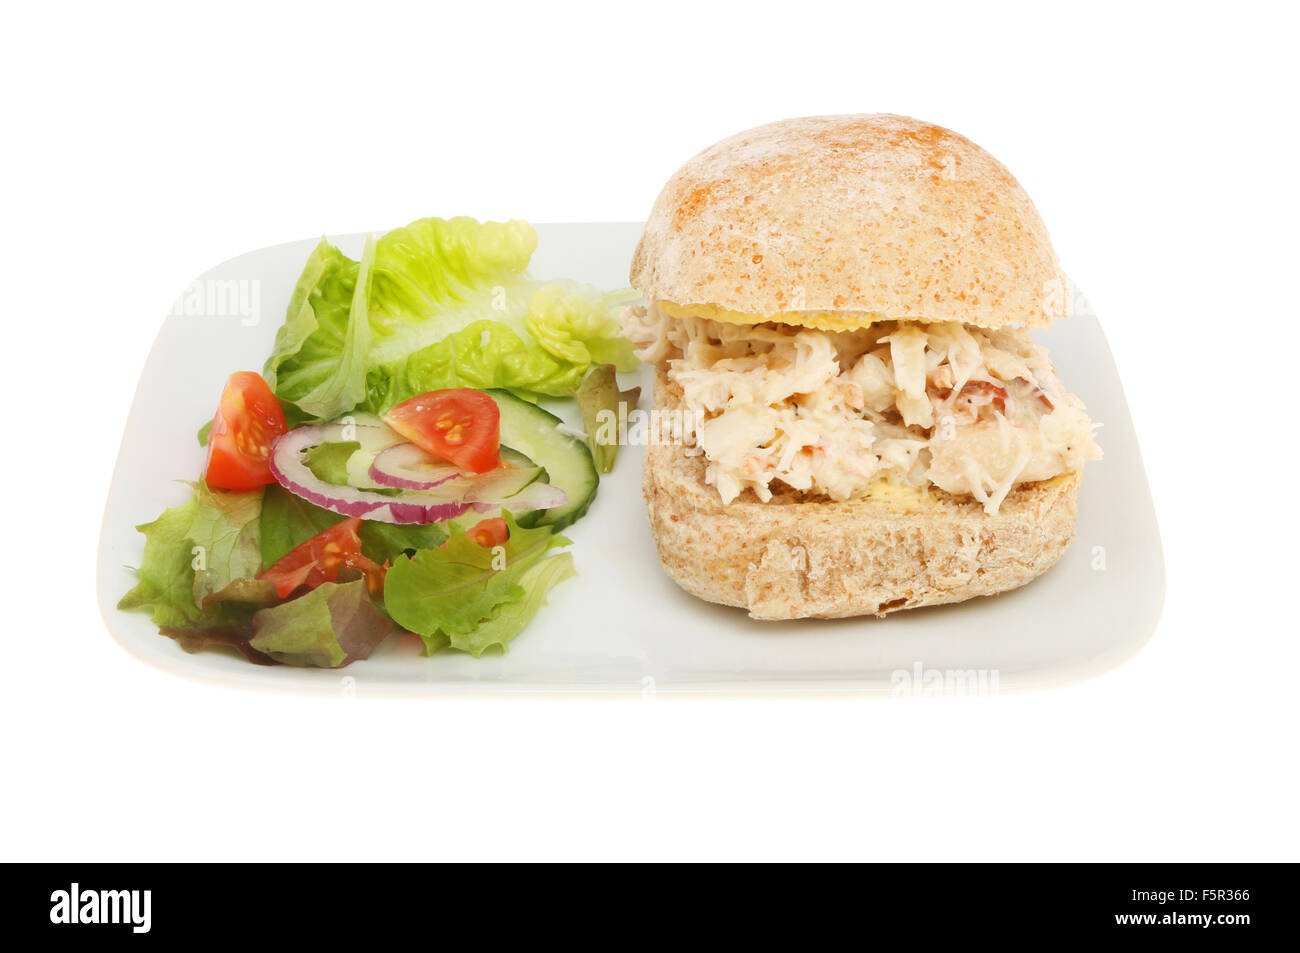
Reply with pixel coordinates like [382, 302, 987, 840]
[642, 368, 1079, 620]
[632, 114, 1067, 332]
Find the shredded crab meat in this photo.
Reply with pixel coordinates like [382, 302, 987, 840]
[619, 304, 1101, 513]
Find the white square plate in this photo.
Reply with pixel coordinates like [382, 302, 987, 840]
[97, 222, 1164, 697]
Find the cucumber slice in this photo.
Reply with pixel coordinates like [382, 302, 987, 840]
[498, 445, 539, 473]
[485, 389, 598, 530]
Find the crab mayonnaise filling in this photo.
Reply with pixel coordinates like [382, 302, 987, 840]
[621, 305, 1101, 513]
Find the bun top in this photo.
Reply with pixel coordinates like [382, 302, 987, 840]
[631, 114, 1068, 331]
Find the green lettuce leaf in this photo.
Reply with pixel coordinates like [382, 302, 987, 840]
[119, 485, 273, 645]
[357, 521, 447, 563]
[265, 217, 636, 418]
[118, 492, 207, 629]
[302, 440, 360, 486]
[383, 513, 572, 655]
[525, 284, 638, 371]
[257, 483, 446, 567]
[122, 487, 403, 667]
[262, 235, 377, 420]
[572, 364, 641, 474]
[369, 284, 638, 408]
[368, 217, 537, 333]
[188, 483, 264, 609]
[447, 551, 575, 657]
[366, 320, 574, 407]
[258, 484, 345, 567]
[249, 578, 395, 668]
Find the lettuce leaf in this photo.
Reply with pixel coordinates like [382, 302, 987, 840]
[382, 513, 572, 656]
[263, 236, 377, 420]
[525, 284, 638, 370]
[119, 483, 268, 625]
[248, 578, 395, 668]
[258, 484, 345, 567]
[368, 217, 537, 332]
[188, 483, 264, 609]
[302, 440, 360, 486]
[367, 320, 578, 407]
[119, 485, 274, 656]
[121, 484, 398, 667]
[159, 622, 276, 665]
[356, 521, 447, 563]
[572, 364, 641, 474]
[265, 217, 636, 418]
[447, 551, 575, 657]
[256, 483, 444, 567]
[118, 492, 208, 629]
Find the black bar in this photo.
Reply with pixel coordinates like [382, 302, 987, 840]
[7, 863, 1286, 940]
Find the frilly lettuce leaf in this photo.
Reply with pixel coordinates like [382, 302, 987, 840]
[368, 217, 537, 333]
[264, 217, 637, 418]
[119, 485, 274, 660]
[120, 483, 398, 667]
[118, 492, 208, 630]
[447, 551, 575, 657]
[526, 284, 638, 371]
[365, 320, 565, 407]
[119, 483, 268, 627]
[382, 513, 572, 656]
[263, 235, 376, 421]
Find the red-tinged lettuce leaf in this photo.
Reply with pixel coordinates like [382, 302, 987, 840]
[383, 513, 571, 654]
[123, 485, 397, 668]
[571, 363, 640, 474]
[249, 578, 396, 668]
[199, 577, 279, 612]
[161, 617, 275, 665]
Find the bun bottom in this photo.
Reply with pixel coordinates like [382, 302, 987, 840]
[642, 370, 1081, 620]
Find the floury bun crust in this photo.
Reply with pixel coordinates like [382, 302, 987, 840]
[631, 114, 1069, 331]
[643, 369, 1081, 620]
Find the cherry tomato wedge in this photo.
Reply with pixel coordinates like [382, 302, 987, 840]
[258, 518, 387, 599]
[444, 517, 509, 550]
[204, 372, 288, 491]
[383, 388, 500, 474]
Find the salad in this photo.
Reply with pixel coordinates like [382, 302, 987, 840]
[119, 217, 640, 667]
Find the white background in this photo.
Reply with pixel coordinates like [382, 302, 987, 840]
[2, 1, 1296, 860]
